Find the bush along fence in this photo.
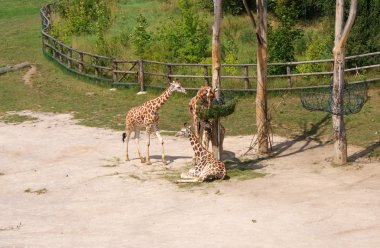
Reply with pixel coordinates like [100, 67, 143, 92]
[40, 3, 380, 92]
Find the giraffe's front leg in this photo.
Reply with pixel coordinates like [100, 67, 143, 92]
[154, 127, 167, 165]
[145, 131, 152, 165]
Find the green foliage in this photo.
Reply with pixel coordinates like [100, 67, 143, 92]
[131, 14, 152, 58]
[267, 0, 303, 75]
[95, 1, 114, 56]
[268, 23, 302, 75]
[197, 0, 246, 15]
[268, 0, 334, 20]
[52, 0, 114, 36]
[347, 0, 380, 65]
[152, 0, 210, 63]
[296, 31, 332, 73]
[197, 99, 237, 120]
[222, 26, 240, 74]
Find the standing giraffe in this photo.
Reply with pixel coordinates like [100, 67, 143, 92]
[188, 86, 225, 152]
[177, 126, 226, 183]
[123, 80, 186, 165]
[188, 86, 214, 164]
[188, 86, 215, 136]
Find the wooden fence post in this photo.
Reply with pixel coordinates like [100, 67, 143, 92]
[244, 65, 250, 89]
[41, 34, 45, 51]
[52, 40, 56, 58]
[287, 65, 292, 88]
[167, 64, 173, 82]
[67, 49, 72, 69]
[94, 58, 100, 77]
[204, 65, 209, 86]
[78, 52, 84, 73]
[112, 59, 118, 82]
[138, 60, 144, 91]
[59, 44, 63, 62]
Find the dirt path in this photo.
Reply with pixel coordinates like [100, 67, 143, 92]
[22, 64, 37, 86]
[1, 111, 379, 248]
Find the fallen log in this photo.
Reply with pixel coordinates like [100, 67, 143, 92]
[0, 62, 31, 75]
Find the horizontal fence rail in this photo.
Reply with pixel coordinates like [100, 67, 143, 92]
[40, 3, 380, 92]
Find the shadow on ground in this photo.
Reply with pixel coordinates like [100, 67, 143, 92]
[348, 140, 380, 162]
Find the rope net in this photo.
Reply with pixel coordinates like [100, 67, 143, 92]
[301, 82, 367, 115]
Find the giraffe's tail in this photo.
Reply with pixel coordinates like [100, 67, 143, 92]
[122, 132, 127, 143]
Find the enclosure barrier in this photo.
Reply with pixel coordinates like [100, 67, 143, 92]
[40, 2, 380, 92]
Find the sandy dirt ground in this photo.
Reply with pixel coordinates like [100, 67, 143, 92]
[0, 111, 379, 248]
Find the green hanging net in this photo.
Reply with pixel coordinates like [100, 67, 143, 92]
[196, 92, 237, 120]
[301, 82, 367, 115]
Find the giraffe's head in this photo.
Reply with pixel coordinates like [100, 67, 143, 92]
[198, 86, 215, 108]
[170, 80, 187, 94]
[175, 123, 191, 137]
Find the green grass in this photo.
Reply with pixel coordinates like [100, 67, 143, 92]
[0, 0, 379, 160]
[0, 113, 38, 124]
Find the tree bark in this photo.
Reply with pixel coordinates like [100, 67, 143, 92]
[0, 62, 31, 75]
[243, 0, 269, 154]
[332, 0, 357, 165]
[211, 0, 223, 159]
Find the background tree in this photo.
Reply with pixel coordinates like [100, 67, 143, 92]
[267, 0, 301, 74]
[347, 0, 380, 66]
[131, 14, 152, 59]
[332, 0, 357, 165]
[243, 0, 269, 154]
[211, 0, 223, 159]
[152, 0, 210, 63]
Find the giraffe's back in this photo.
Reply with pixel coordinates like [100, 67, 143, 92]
[126, 105, 159, 130]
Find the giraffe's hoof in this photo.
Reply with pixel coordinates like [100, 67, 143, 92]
[146, 161, 152, 165]
[125, 157, 130, 161]
[162, 160, 168, 165]
[140, 158, 146, 163]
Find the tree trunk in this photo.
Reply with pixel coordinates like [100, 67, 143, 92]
[211, 0, 223, 160]
[332, 0, 357, 165]
[255, 0, 269, 154]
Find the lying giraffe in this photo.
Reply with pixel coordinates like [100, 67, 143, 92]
[123, 80, 186, 165]
[177, 126, 226, 183]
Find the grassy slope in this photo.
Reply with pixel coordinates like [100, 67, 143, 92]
[0, 0, 379, 158]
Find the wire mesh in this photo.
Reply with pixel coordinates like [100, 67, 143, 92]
[301, 82, 367, 115]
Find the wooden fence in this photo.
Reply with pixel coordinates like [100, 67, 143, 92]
[40, 3, 380, 92]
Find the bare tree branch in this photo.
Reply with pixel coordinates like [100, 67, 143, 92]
[333, 0, 358, 54]
[338, 0, 357, 50]
[242, 0, 263, 45]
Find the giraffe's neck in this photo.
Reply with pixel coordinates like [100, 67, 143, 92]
[188, 130, 205, 157]
[147, 86, 173, 111]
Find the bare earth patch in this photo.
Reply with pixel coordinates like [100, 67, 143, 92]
[0, 111, 379, 248]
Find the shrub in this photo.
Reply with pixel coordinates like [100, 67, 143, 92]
[131, 14, 152, 58]
[296, 32, 332, 73]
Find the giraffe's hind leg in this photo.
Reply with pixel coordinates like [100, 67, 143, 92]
[133, 129, 145, 163]
[176, 177, 202, 183]
[154, 126, 167, 165]
[180, 168, 196, 179]
[124, 130, 132, 161]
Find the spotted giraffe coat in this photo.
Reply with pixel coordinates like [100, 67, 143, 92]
[185, 128, 226, 182]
